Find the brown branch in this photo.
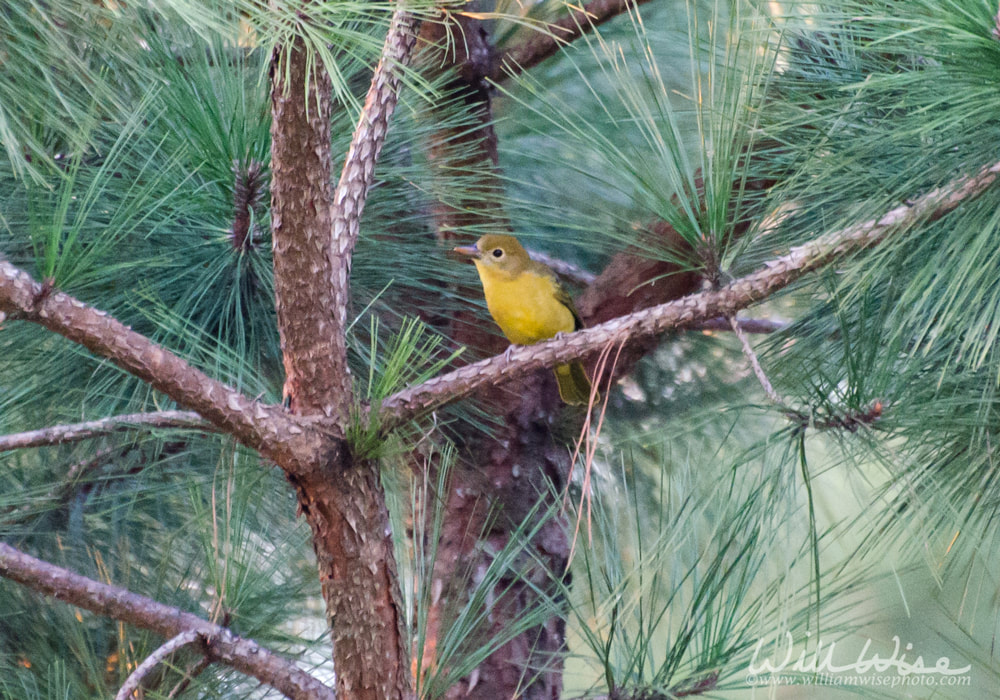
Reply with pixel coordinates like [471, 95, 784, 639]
[492, 0, 656, 82]
[0, 542, 335, 700]
[0, 410, 213, 453]
[115, 630, 201, 700]
[328, 4, 420, 387]
[271, 3, 419, 420]
[0, 262, 328, 471]
[380, 160, 1000, 426]
[270, 29, 345, 415]
[269, 8, 420, 699]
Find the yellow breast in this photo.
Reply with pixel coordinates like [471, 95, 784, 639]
[474, 263, 576, 346]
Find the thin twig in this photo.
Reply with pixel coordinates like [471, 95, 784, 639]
[379, 159, 1000, 427]
[0, 410, 212, 453]
[0, 542, 335, 700]
[728, 314, 782, 404]
[167, 657, 212, 698]
[692, 316, 786, 334]
[115, 630, 201, 700]
[784, 401, 885, 432]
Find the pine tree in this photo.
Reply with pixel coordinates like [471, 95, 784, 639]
[1, 1, 998, 699]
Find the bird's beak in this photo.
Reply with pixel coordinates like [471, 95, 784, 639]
[452, 245, 480, 260]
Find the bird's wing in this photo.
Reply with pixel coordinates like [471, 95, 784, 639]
[553, 277, 585, 331]
[528, 259, 585, 331]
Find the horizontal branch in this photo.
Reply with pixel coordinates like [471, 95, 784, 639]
[493, 0, 655, 82]
[0, 410, 213, 453]
[0, 263, 329, 471]
[328, 3, 420, 386]
[380, 160, 1000, 426]
[0, 542, 335, 700]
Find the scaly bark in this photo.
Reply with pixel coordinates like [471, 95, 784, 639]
[270, 38, 348, 417]
[0, 543, 336, 700]
[269, 4, 419, 699]
[0, 261, 323, 470]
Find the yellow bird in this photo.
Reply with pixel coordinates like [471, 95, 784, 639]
[454, 234, 595, 405]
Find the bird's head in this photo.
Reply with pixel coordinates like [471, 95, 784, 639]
[453, 234, 530, 277]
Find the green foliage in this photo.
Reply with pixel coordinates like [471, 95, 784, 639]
[348, 315, 464, 459]
[3, 0, 1000, 698]
[497, 0, 777, 274]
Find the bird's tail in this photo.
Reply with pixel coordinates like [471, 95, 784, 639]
[554, 362, 597, 406]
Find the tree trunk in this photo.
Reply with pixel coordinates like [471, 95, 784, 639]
[270, 33, 410, 700]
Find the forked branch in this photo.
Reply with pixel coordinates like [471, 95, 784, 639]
[115, 630, 201, 700]
[0, 542, 335, 700]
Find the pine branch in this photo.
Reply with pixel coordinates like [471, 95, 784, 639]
[0, 410, 213, 452]
[379, 160, 1000, 426]
[330, 4, 420, 356]
[115, 630, 200, 700]
[785, 401, 885, 433]
[493, 0, 656, 82]
[270, 29, 344, 414]
[0, 542, 335, 700]
[0, 262, 329, 469]
[271, 2, 419, 419]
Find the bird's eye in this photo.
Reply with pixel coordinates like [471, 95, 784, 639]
[491, 248, 504, 258]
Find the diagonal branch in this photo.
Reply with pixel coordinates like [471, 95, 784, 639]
[0, 410, 213, 453]
[0, 542, 335, 700]
[492, 0, 655, 82]
[329, 4, 420, 363]
[0, 263, 328, 470]
[380, 160, 1000, 427]
[271, 2, 419, 420]
[115, 630, 201, 700]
